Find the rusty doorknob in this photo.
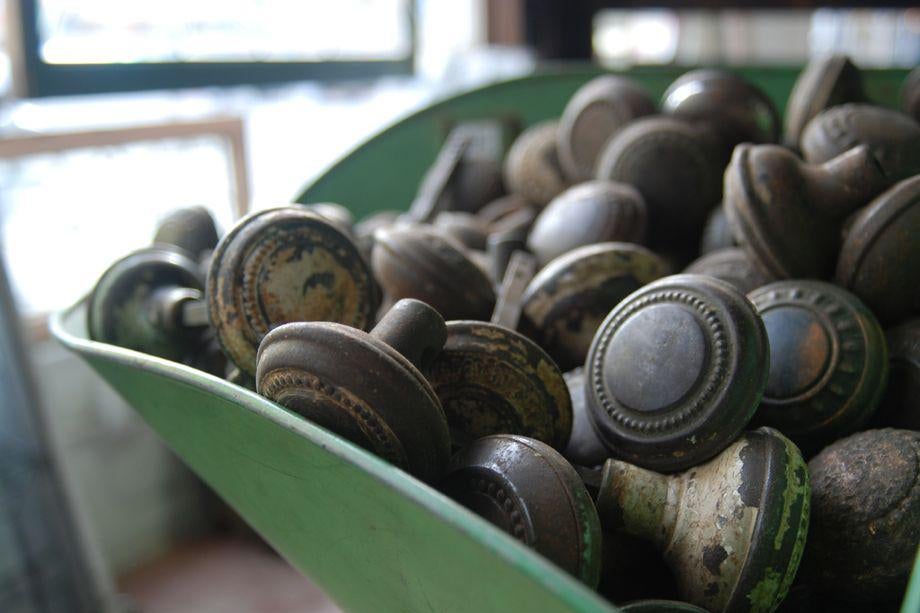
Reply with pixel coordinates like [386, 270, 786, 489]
[586, 274, 768, 472]
[596, 116, 722, 255]
[662, 68, 780, 160]
[88, 247, 209, 363]
[595, 427, 810, 613]
[801, 104, 920, 183]
[557, 75, 656, 182]
[207, 206, 378, 376]
[748, 280, 888, 452]
[439, 434, 602, 587]
[256, 298, 451, 483]
[783, 54, 865, 148]
[805, 428, 920, 604]
[724, 143, 888, 280]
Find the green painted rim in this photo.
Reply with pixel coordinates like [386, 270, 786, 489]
[50, 299, 618, 613]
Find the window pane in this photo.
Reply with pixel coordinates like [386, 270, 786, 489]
[38, 0, 411, 64]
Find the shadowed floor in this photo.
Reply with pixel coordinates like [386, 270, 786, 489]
[119, 538, 342, 613]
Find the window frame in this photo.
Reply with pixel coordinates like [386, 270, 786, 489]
[11, 0, 416, 97]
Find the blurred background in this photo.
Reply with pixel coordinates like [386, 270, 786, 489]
[0, 2, 916, 612]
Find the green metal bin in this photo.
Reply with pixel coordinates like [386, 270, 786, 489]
[52, 68, 919, 613]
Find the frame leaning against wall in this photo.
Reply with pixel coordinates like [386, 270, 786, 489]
[7, 0, 416, 97]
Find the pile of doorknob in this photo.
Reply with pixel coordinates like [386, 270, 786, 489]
[88, 56, 920, 613]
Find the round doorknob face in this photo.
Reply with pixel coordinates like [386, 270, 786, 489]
[784, 54, 865, 148]
[662, 68, 780, 156]
[527, 181, 647, 267]
[596, 116, 721, 254]
[835, 175, 920, 325]
[557, 75, 656, 182]
[586, 274, 768, 472]
[684, 247, 773, 295]
[503, 120, 569, 207]
[520, 242, 669, 372]
[801, 104, 920, 183]
[748, 281, 888, 451]
[88, 247, 206, 362]
[208, 207, 377, 375]
[153, 205, 220, 260]
[439, 434, 602, 587]
[372, 223, 495, 321]
[806, 428, 920, 603]
[428, 321, 572, 450]
[256, 299, 450, 482]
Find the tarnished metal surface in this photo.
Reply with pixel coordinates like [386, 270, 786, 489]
[439, 434, 602, 587]
[835, 175, 920, 325]
[408, 131, 472, 222]
[527, 181, 648, 267]
[596, 117, 721, 256]
[521, 242, 669, 372]
[749, 281, 888, 453]
[476, 194, 534, 229]
[700, 204, 737, 255]
[596, 428, 810, 613]
[88, 247, 208, 362]
[586, 274, 768, 472]
[302, 202, 356, 235]
[503, 121, 569, 208]
[429, 321, 572, 450]
[557, 75, 656, 182]
[801, 104, 920, 183]
[783, 54, 865, 148]
[871, 319, 920, 431]
[684, 248, 774, 295]
[491, 250, 536, 330]
[724, 143, 888, 280]
[208, 207, 377, 375]
[562, 367, 609, 468]
[256, 299, 450, 482]
[806, 429, 920, 603]
[434, 211, 490, 251]
[372, 223, 495, 321]
[153, 205, 220, 260]
[662, 69, 780, 161]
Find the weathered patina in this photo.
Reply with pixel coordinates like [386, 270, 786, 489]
[805, 428, 920, 604]
[684, 247, 773, 295]
[835, 174, 920, 325]
[723, 143, 887, 280]
[88, 246, 208, 363]
[503, 120, 569, 208]
[586, 274, 768, 472]
[557, 75, 656, 182]
[440, 434, 603, 588]
[521, 242, 669, 372]
[428, 320, 572, 450]
[208, 206, 377, 375]
[748, 280, 888, 453]
[595, 427, 811, 613]
[256, 298, 451, 482]
[372, 223, 495, 321]
[783, 54, 865, 148]
[527, 181, 648, 267]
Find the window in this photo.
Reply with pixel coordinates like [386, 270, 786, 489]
[14, 0, 415, 96]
